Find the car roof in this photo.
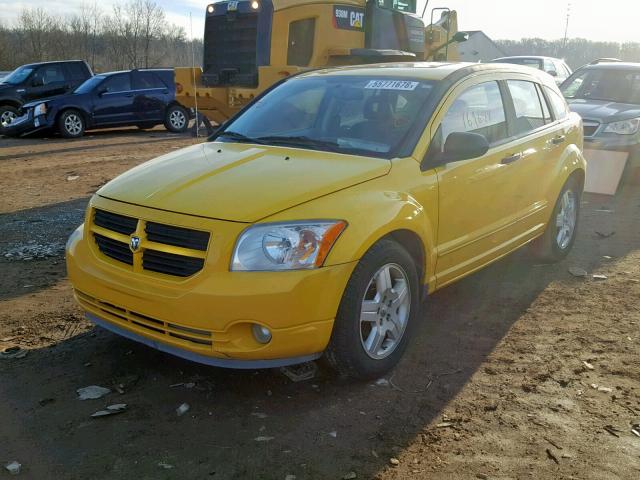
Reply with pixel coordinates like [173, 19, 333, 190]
[580, 62, 640, 71]
[297, 62, 558, 87]
[492, 56, 564, 62]
[22, 60, 86, 68]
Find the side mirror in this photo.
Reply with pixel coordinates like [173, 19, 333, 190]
[442, 132, 490, 162]
[452, 31, 469, 43]
[547, 70, 558, 77]
[32, 76, 44, 87]
[97, 88, 107, 96]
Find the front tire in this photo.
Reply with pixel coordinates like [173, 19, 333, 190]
[0, 105, 19, 132]
[164, 105, 189, 133]
[532, 177, 581, 262]
[325, 239, 420, 380]
[58, 109, 85, 138]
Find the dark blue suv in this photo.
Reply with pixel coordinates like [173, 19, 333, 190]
[6, 69, 190, 138]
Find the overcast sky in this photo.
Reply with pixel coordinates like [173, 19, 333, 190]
[1, 0, 639, 42]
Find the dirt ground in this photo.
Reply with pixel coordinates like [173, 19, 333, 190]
[0, 128, 639, 480]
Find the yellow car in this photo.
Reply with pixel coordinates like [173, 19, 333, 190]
[66, 62, 585, 378]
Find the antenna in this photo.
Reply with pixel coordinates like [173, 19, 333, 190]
[190, 12, 200, 138]
[421, 0, 430, 18]
[562, 2, 571, 53]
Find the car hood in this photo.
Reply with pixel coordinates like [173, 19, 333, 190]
[22, 92, 91, 109]
[567, 98, 640, 123]
[97, 142, 391, 223]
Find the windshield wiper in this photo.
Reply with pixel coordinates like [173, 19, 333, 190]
[217, 131, 266, 144]
[256, 135, 341, 151]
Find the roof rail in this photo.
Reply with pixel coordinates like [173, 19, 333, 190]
[589, 58, 623, 65]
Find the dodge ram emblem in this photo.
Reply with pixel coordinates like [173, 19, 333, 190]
[129, 235, 141, 252]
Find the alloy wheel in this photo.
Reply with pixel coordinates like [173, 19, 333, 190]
[169, 110, 186, 129]
[64, 114, 83, 136]
[359, 263, 411, 360]
[556, 189, 577, 250]
[0, 110, 17, 127]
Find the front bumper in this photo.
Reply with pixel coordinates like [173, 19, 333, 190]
[2, 109, 49, 137]
[66, 198, 357, 367]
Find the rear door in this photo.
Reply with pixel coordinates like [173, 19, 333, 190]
[92, 73, 136, 125]
[24, 63, 68, 101]
[132, 71, 170, 122]
[430, 79, 527, 287]
[502, 78, 561, 232]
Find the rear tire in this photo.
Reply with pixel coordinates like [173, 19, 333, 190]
[58, 109, 85, 138]
[325, 239, 420, 380]
[531, 177, 581, 262]
[0, 105, 19, 132]
[164, 105, 189, 133]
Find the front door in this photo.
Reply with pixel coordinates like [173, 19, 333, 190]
[92, 73, 136, 125]
[24, 64, 68, 102]
[429, 79, 526, 287]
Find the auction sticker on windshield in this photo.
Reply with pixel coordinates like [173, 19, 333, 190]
[365, 80, 419, 91]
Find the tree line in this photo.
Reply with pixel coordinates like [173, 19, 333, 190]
[496, 38, 640, 69]
[0, 1, 203, 73]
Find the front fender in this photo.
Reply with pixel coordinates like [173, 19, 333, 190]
[262, 159, 438, 286]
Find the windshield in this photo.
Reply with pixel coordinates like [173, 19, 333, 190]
[1, 66, 35, 85]
[74, 75, 105, 94]
[216, 75, 436, 158]
[561, 69, 640, 104]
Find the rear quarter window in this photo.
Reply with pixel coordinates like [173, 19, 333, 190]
[545, 86, 570, 119]
[66, 63, 89, 81]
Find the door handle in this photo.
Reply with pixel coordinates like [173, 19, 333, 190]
[551, 135, 566, 145]
[124, 93, 134, 97]
[501, 153, 522, 165]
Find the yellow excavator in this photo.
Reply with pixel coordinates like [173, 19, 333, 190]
[175, 0, 466, 124]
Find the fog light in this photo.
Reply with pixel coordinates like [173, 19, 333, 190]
[251, 1, 259, 9]
[252, 324, 272, 344]
[207, 4, 215, 13]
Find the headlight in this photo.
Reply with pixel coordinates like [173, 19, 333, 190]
[231, 220, 347, 271]
[34, 103, 47, 116]
[207, 4, 214, 13]
[603, 117, 640, 135]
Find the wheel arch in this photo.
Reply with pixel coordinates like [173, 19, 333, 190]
[0, 99, 22, 109]
[56, 107, 91, 129]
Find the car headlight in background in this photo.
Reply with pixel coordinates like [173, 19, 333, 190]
[34, 103, 47, 116]
[231, 220, 347, 271]
[603, 117, 640, 135]
[251, 1, 260, 9]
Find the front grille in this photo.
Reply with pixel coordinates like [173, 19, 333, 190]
[146, 222, 209, 251]
[143, 250, 205, 277]
[94, 209, 137, 235]
[94, 233, 133, 265]
[91, 208, 210, 278]
[583, 121, 600, 137]
[76, 290, 213, 347]
[203, 12, 258, 87]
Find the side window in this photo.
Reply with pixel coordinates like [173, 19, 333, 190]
[439, 81, 508, 149]
[66, 63, 87, 81]
[135, 72, 166, 89]
[545, 86, 570, 119]
[35, 65, 65, 85]
[506, 80, 546, 134]
[543, 59, 556, 74]
[536, 84, 552, 123]
[287, 19, 316, 67]
[102, 74, 131, 93]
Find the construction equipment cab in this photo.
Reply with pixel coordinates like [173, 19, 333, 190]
[176, 0, 465, 123]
